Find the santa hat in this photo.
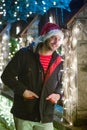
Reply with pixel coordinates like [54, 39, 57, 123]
[35, 22, 64, 45]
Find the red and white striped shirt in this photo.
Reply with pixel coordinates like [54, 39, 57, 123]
[40, 54, 52, 73]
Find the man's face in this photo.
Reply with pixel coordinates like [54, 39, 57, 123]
[45, 35, 61, 52]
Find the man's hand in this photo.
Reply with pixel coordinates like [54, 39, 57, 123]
[23, 90, 39, 99]
[46, 93, 60, 104]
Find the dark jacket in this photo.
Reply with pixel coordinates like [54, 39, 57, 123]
[1, 45, 63, 123]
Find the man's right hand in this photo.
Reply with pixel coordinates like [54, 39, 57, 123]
[23, 90, 39, 99]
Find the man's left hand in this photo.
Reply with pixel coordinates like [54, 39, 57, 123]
[46, 93, 60, 104]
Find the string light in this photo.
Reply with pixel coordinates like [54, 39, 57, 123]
[15, 1, 18, 4]
[26, 4, 29, 7]
[2, 0, 5, 2]
[0, 95, 15, 129]
[0, 0, 71, 24]
[16, 26, 20, 35]
[49, 16, 53, 23]
[42, 1, 46, 5]
[14, 12, 17, 17]
[53, 1, 56, 5]
[26, 14, 30, 17]
[35, 1, 38, 5]
[62, 21, 83, 125]
[29, 11, 32, 14]
[17, 18, 20, 20]
[0, 0, 76, 126]
[0, 21, 2, 25]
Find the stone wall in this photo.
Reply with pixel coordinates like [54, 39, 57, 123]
[62, 5, 87, 126]
[76, 20, 87, 125]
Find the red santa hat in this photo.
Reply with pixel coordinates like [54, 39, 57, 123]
[40, 22, 64, 42]
[34, 22, 64, 45]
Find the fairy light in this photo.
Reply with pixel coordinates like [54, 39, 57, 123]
[69, 122, 73, 126]
[15, 1, 18, 4]
[14, 13, 17, 17]
[60, 118, 63, 122]
[17, 17, 20, 21]
[0, 95, 15, 128]
[16, 26, 20, 35]
[43, 6, 46, 12]
[53, 1, 56, 5]
[42, 1, 46, 5]
[49, 16, 53, 23]
[3, 3, 6, 7]
[27, 35, 33, 43]
[2, 0, 5, 2]
[35, 1, 37, 4]
[8, 42, 11, 46]
[3, 9, 6, 16]
[18, 37, 23, 43]
[0, 6, 3, 10]
[29, 11, 32, 14]
[2, 33, 8, 41]
[43, 9, 46, 13]
[27, 14, 30, 17]
[62, 22, 82, 125]
[17, 6, 19, 9]
[26, 3, 29, 7]
[73, 27, 80, 34]
[0, 0, 71, 25]
[0, 21, 2, 24]
[8, 38, 19, 59]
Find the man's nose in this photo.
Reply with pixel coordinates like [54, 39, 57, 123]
[54, 37, 60, 43]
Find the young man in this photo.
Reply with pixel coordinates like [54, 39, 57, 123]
[1, 22, 64, 130]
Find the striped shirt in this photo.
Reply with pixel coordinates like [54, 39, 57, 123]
[40, 54, 52, 73]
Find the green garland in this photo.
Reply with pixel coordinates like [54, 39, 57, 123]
[9, 37, 19, 57]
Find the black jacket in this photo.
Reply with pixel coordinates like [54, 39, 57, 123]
[1, 45, 63, 123]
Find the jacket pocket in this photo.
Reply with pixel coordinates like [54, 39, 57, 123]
[24, 98, 39, 113]
[43, 100, 54, 115]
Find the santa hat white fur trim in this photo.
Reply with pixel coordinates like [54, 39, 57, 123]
[34, 29, 64, 45]
[42, 29, 64, 42]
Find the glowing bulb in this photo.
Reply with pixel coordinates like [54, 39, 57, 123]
[35, 1, 37, 4]
[17, 6, 19, 9]
[14, 12, 17, 17]
[3, 10, 6, 16]
[27, 36, 33, 43]
[26, 4, 29, 7]
[53, 1, 56, 5]
[61, 118, 63, 122]
[43, 7, 46, 10]
[2, 33, 8, 41]
[17, 18, 20, 20]
[3, 3, 6, 6]
[29, 11, 32, 14]
[15, 1, 18, 4]
[42, 1, 46, 5]
[0, 21, 2, 24]
[44, 9, 46, 12]
[72, 38, 77, 49]
[14, 14, 17, 17]
[27, 14, 30, 17]
[73, 27, 80, 34]
[0, 6, 3, 9]
[8, 42, 11, 46]
[49, 16, 53, 23]
[69, 122, 73, 126]
[2, 47, 6, 51]
[19, 38, 23, 43]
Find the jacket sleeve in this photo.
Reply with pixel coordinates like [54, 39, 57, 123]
[1, 49, 27, 96]
[54, 62, 64, 104]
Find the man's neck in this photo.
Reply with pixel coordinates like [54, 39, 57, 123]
[39, 45, 53, 56]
